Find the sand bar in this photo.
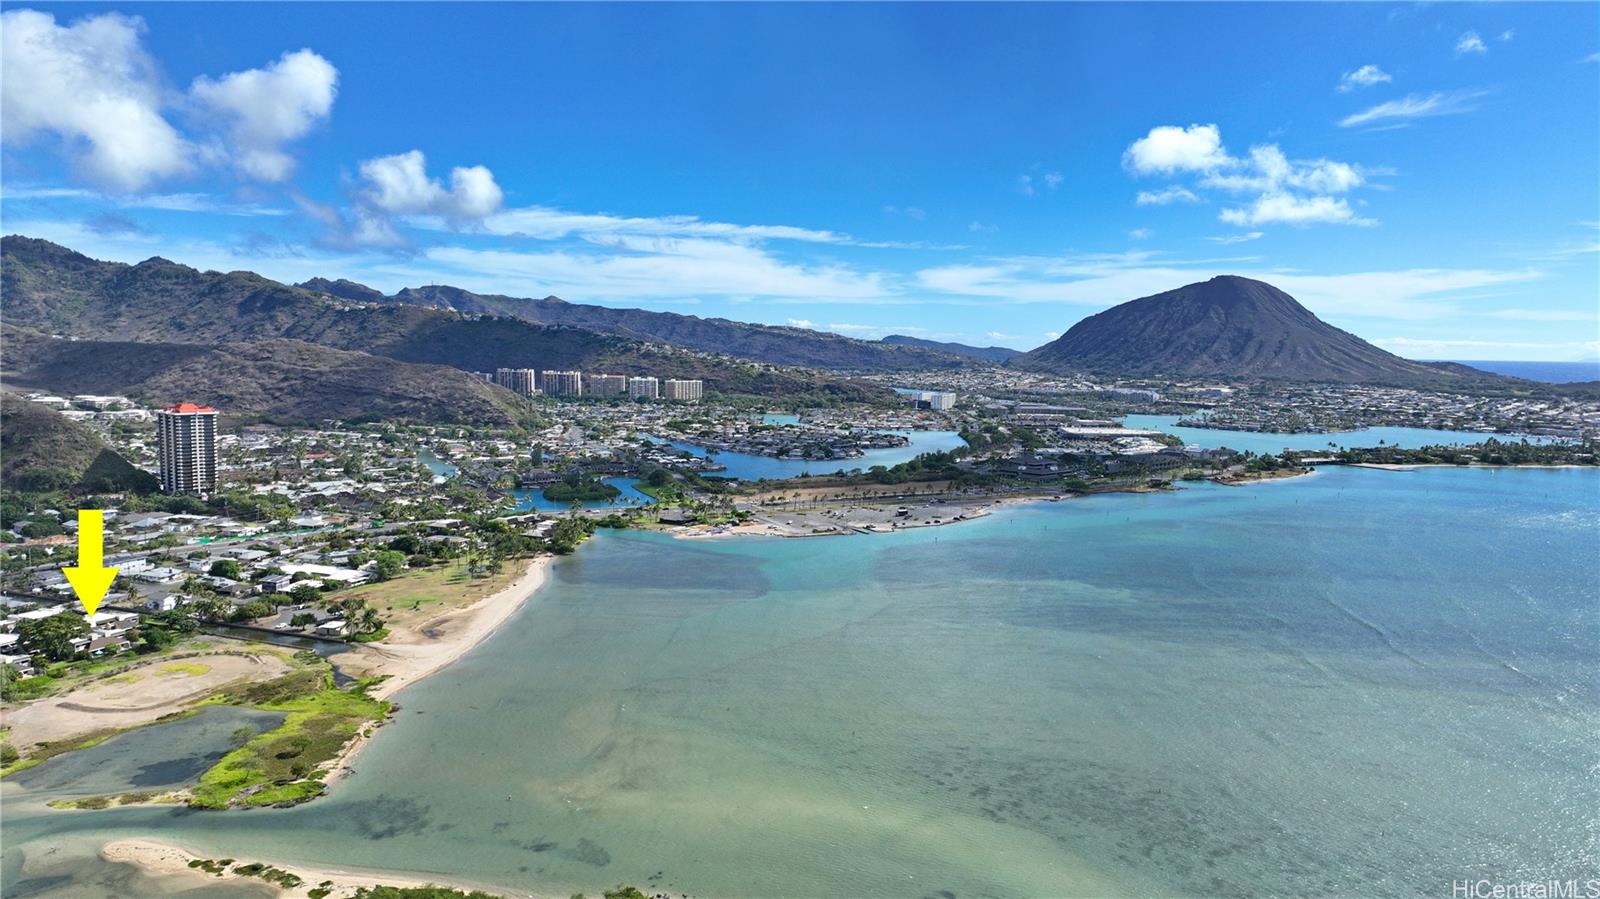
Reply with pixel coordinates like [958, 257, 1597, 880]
[100, 837, 545, 898]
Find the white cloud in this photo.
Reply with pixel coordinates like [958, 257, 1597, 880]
[419, 237, 892, 303]
[1484, 308, 1598, 322]
[1373, 336, 1599, 361]
[355, 149, 504, 236]
[822, 322, 927, 338]
[0, 10, 192, 191]
[1455, 31, 1488, 56]
[1208, 231, 1264, 245]
[1136, 187, 1201, 206]
[1126, 127, 1376, 228]
[189, 49, 338, 182]
[1582, 53, 1600, 65]
[477, 206, 850, 245]
[1339, 90, 1488, 128]
[2, 184, 288, 216]
[915, 254, 1539, 320]
[1201, 145, 1365, 195]
[786, 318, 815, 329]
[1498, 29, 1515, 42]
[0, 11, 338, 192]
[1338, 64, 1393, 92]
[968, 221, 997, 234]
[1018, 172, 1062, 196]
[1128, 228, 1152, 240]
[1219, 193, 1375, 227]
[1123, 124, 1230, 175]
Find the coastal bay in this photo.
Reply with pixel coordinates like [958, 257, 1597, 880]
[2, 467, 1596, 898]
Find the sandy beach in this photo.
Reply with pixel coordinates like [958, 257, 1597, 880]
[338, 555, 552, 701]
[94, 561, 557, 896]
[319, 555, 553, 788]
[100, 838, 545, 899]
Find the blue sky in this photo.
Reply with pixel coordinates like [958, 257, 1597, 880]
[3, 2, 1597, 359]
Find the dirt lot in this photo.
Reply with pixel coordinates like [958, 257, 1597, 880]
[1, 649, 293, 750]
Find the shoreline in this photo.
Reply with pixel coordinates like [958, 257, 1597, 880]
[352, 554, 552, 702]
[320, 555, 552, 789]
[1343, 461, 1594, 472]
[671, 482, 1176, 541]
[100, 837, 545, 899]
[95, 561, 558, 897]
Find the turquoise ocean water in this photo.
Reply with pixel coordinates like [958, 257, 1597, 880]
[2, 466, 1596, 898]
[1122, 415, 1552, 455]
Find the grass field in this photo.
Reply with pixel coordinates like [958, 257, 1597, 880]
[339, 560, 518, 630]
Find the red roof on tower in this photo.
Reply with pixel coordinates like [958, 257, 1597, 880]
[161, 402, 216, 414]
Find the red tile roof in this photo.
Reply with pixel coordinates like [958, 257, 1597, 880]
[161, 402, 217, 413]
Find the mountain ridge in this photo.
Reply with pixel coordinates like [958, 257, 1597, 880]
[1011, 275, 1510, 387]
[880, 334, 1023, 363]
[295, 278, 971, 372]
[1, 236, 897, 410]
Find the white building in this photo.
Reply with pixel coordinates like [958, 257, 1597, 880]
[663, 379, 704, 402]
[627, 377, 659, 400]
[908, 390, 957, 411]
[493, 368, 538, 397]
[157, 402, 218, 496]
[588, 374, 627, 397]
[540, 370, 584, 397]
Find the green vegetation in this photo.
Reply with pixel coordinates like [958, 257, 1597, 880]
[15, 614, 89, 662]
[1311, 438, 1597, 467]
[0, 390, 160, 494]
[191, 664, 388, 809]
[133, 609, 201, 652]
[545, 514, 597, 554]
[542, 473, 622, 503]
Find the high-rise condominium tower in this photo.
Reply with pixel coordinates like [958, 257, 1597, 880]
[157, 402, 218, 496]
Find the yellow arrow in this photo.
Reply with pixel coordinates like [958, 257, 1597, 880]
[63, 509, 118, 619]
